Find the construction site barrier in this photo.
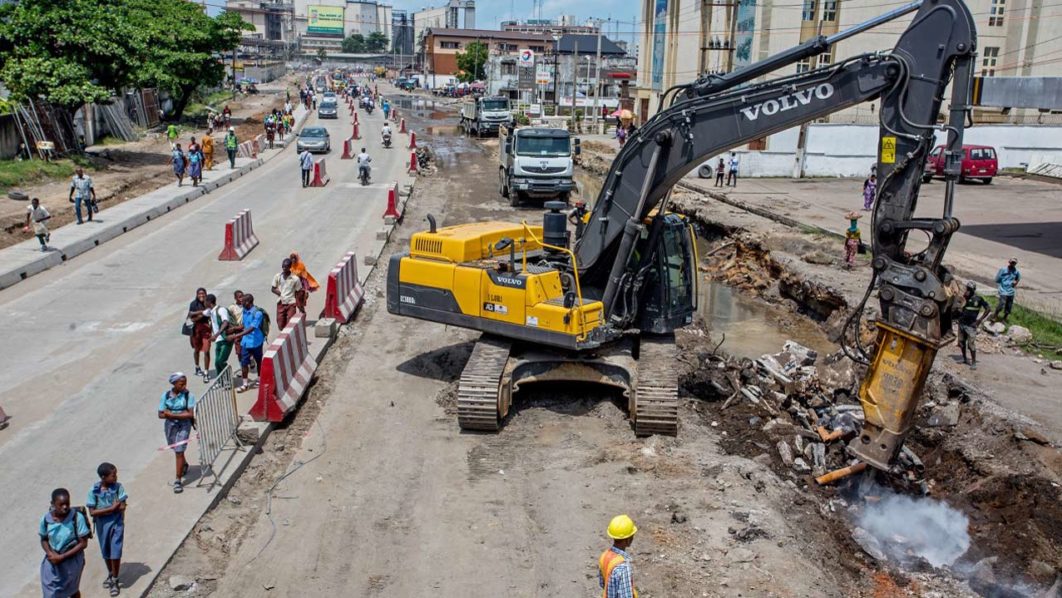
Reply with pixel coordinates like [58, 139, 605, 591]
[408, 131, 417, 149]
[352, 122, 361, 140]
[320, 251, 365, 322]
[237, 141, 251, 159]
[310, 158, 330, 187]
[392, 109, 400, 123]
[193, 366, 243, 491]
[399, 118, 406, 134]
[252, 135, 262, 157]
[217, 209, 259, 261]
[353, 111, 359, 125]
[407, 150, 418, 174]
[349, 103, 355, 116]
[382, 182, 402, 221]
[341, 138, 355, 159]
[250, 314, 317, 422]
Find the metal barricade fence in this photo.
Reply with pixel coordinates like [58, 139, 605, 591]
[194, 366, 243, 490]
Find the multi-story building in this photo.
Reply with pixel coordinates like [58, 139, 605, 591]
[424, 28, 553, 85]
[288, 0, 397, 54]
[392, 9, 414, 56]
[225, 0, 297, 58]
[636, 0, 1062, 124]
[414, 1, 476, 49]
[552, 34, 631, 104]
[501, 18, 599, 36]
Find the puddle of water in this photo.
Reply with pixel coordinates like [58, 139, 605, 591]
[425, 124, 463, 137]
[696, 279, 835, 360]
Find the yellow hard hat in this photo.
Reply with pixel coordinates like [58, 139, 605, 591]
[607, 515, 638, 540]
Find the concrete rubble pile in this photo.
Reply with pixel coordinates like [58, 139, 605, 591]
[696, 340, 929, 491]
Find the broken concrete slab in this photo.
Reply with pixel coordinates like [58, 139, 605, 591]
[928, 402, 961, 427]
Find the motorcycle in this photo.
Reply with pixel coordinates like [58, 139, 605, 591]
[382, 133, 392, 148]
[359, 164, 371, 186]
[366, 103, 374, 115]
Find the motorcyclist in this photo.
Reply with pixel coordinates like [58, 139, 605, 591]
[381, 124, 393, 147]
[356, 147, 372, 182]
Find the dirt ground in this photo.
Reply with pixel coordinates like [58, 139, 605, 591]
[147, 107, 1059, 597]
[0, 78, 298, 250]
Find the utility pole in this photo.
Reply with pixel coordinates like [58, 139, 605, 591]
[591, 18, 603, 133]
[232, 48, 238, 101]
[569, 40, 578, 131]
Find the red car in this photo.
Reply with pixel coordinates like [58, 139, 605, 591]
[923, 144, 998, 184]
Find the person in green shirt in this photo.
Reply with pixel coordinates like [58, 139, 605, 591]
[224, 127, 238, 169]
[166, 123, 179, 146]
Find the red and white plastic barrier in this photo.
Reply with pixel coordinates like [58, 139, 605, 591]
[382, 182, 402, 221]
[352, 122, 361, 140]
[353, 112, 359, 125]
[341, 138, 355, 159]
[217, 209, 259, 261]
[399, 118, 406, 134]
[320, 252, 365, 323]
[392, 109, 399, 123]
[310, 158, 330, 187]
[407, 150, 418, 173]
[408, 131, 417, 149]
[249, 314, 317, 422]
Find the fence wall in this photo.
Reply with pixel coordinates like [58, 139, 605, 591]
[193, 366, 242, 490]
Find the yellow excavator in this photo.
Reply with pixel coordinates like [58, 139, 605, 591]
[388, 0, 977, 471]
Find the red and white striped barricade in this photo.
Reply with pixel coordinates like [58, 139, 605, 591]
[252, 134, 262, 157]
[320, 252, 365, 322]
[352, 122, 361, 140]
[249, 315, 317, 422]
[382, 182, 402, 222]
[310, 158, 330, 187]
[217, 209, 259, 261]
[407, 150, 418, 173]
[399, 117, 407, 134]
[341, 138, 355, 159]
[408, 131, 417, 149]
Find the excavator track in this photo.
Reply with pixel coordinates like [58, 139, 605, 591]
[456, 336, 512, 431]
[634, 336, 679, 436]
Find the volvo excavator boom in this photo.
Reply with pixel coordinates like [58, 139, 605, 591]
[387, 0, 977, 469]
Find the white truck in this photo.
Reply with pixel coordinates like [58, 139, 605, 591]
[460, 96, 513, 137]
[499, 125, 580, 206]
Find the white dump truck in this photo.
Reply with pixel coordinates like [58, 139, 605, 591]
[460, 96, 513, 137]
[498, 124, 579, 206]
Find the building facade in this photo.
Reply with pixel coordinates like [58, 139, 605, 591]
[636, 0, 1062, 124]
[423, 28, 553, 81]
[501, 18, 599, 36]
[225, 0, 297, 58]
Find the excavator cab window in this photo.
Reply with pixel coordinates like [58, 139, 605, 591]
[637, 214, 696, 333]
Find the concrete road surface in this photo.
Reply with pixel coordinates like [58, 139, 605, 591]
[0, 103, 405, 597]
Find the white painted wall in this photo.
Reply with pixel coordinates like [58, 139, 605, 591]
[704, 124, 1062, 178]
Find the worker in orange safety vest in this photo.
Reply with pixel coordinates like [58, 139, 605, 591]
[598, 514, 638, 598]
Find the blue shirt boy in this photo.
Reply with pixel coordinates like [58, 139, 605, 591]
[995, 266, 1021, 296]
[86, 482, 128, 521]
[241, 307, 266, 349]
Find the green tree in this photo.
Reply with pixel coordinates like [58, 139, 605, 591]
[126, 3, 252, 119]
[316, 48, 327, 62]
[0, 0, 145, 122]
[342, 33, 366, 53]
[456, 40, 488, 82]
[366, 31, 389, 53]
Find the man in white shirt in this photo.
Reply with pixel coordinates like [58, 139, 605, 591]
[356, 148, 372, 182]
[204, 293, 233, 380]
[381, 124, 393, 146]
[24, 197, 51, 252]
[299, 149, 314, 187]
[68, 168, 96, 224]
[726, 152, 740, 187]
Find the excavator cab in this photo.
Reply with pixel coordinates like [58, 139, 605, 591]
[636, 214, 698, 334]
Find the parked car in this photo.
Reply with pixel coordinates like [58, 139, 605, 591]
[317, 99, 338, 119]
[296, 126, 331, 154]
[922, 144, 997, 184]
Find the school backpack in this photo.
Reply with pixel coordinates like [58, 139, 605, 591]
[71, 506, 94, 540]
[257, 307, 271, 337]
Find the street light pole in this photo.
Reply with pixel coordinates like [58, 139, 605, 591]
[591, 18, 603, 133]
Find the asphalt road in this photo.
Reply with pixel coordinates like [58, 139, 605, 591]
[0, 100, 406, 597]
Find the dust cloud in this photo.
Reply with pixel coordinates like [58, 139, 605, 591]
[857, 491, 971, 567]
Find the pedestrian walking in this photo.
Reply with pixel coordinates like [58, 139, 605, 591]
[222, 105, 232, 127]
[299, 148, 314, 187]
[992, 258, 1021, 323]
[843, 211, 862, 270]
[25, 197, 51, 252]
[86, 462, 127, 596]
[235, 294, 268, 393]
[224, 127, 238, 169]
[185, 287, 212, 381]
[616, 125, 627, 147]
[187, 137, 203, 186]
[39, 488, 90, 598]
[862, 173, 877, 211]
[202, 129, 215, 171]
[206, 112, 217, 131]
[171, 143, 187, 187]
[288, 252, 319, 314]
[714, 157, 726, 187]
[726, 151, 740, 187]
[158, 373, 195, 494]
[599, 515, 638, 598]
[272, 258, 303, 330]
[956, 281, 991, 369]
[226, 290, 246, 364]
[68, 167, 97, 225]
[205, 294, 234, 378]
[166, 123, 179, 146]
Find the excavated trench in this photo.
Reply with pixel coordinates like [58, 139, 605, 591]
[570, 146, 1061, 593]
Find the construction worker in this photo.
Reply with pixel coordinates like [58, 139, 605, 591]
[224, 127, 238, 169]
[568, 199, 590, 241]
[599, 515, 638, 598]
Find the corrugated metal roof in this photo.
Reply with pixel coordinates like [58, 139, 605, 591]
[555, 34, 626, 56]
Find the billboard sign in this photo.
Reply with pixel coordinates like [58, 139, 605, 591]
[518, 49, 535, 65]
[651, 0, 668, 91]
[307, 5, 344, 37]
[734, 0, 757, 67]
